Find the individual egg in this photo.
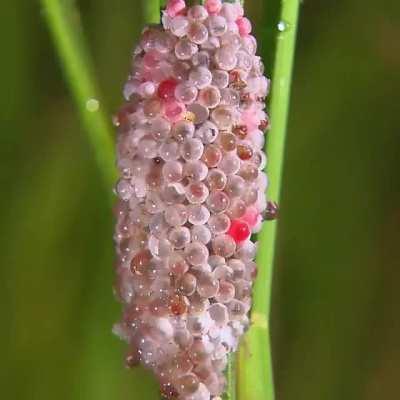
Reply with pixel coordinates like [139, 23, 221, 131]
[189, 66, 213, 89]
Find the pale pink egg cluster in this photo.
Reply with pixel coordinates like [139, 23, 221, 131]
[113, 1, 270, 399]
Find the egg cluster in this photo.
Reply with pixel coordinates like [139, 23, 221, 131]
[113, 1, 270, 399]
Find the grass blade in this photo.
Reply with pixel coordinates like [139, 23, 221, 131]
[237, 1, 301, 399]
[41, 0, 115, 189]
[143, 0, 161, 24]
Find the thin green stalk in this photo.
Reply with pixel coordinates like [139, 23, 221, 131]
[143, 0, 161, 24]
[41, 0, 115, 190]
[238, 1, 300, 400]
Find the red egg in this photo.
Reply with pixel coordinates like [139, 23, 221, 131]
[228, 220, 251, 243]
[158, 79, 178, 100]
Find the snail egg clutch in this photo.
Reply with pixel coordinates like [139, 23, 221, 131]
[113, 1, 270, 399]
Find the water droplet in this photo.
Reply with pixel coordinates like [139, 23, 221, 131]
[277, 20, 289, 32]
[86, 98, 99, 112]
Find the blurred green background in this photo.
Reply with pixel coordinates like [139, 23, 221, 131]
[1, 1, 399, 399]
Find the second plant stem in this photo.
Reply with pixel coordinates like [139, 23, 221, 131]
[237, 1, 300, 399]
[41, 0, 116, 191]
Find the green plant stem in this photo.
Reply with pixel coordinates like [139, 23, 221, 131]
[41, 0, 115, 191]
[143, 0, 161, 24]
[237, 1, 300, 400]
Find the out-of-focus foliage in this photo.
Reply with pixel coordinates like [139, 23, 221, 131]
[0, 1, 399, 399]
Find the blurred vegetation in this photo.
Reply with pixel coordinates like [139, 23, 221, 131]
[1, 1, 399, 399]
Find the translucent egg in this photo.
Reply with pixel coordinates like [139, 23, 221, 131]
[208, 254, 226, 269]
[207, 191, 230, 214]
[159, 139, 180, 161]
[181, 137, 204, 161]
[187, 5, 208, 21]
[202, 144, 222, 167]
[220, 3, 238, 22]
[212, 70, 229, 89]
[242, 186, 258, 205]
[220, 32, 242, 50]
[164, 204, 188, 226]
[220, 88, 240, 106]
[206, 169, 227, 192]
[189, 66, 213, 89]
[219, 132, 237, 151]
[161, 185, 185, 205]
[212, 234, 236, 257]
[149, 213, 168, 238]
[151, 61, 173, 83]
[208, 213, 231, 234]
[155, 31, 177, 54]
[192, 51, 210, 67]
[235, 240, 257, 260]
[176, 273, 197, 296]
[208, 303, 229, 327]
[214, 47, 238, 70]
[175, 83, 198, 104]
[164, 100, 186, 122]
[130, 206, 151, 227]
[149, 116, 171, 141]
[227, 299, 247, 319]
[138, 81, 156, 98]
[211, 106, 235, 129]
[172, 120, 195, 143]
[172, 61, 191, 81]
[241, 34, 257, 55]
[195, 121, 219, 144]
[239, 162, 259, 181]
[251, 150, 267, 170]
[187, 103, 210, 124]
[188, 22, 209, 45]
[174, 327, 194, 350]
[191, 225, 212, 244]
[169, 293, 189, 316]
[237, 143, 254, 161]
[236, 50, 253, 71]
[228, 259, 246, 280]
[185, 242, 209, 266]
[140, 28, 158, 52]
[188, 293, 210, 315]
[226, 198, 246, 219]
[219, 153, 241, 175]
[145, 191, 165, 214]
[186, 181, 209, 204]
[197, 273, 219, 298]
[130, 249, 151, 275]
[184, 160, 209, 181]
[213, 265, 233, 281]
[138, 138, 158, 159]
[162, 160, 183, 183]
[169, 226, 191, 249]
[175, 38, 198, 60]
[170, 16, 190, 37]
[234, 279, 252, 300]
[201, 36, 220, 50]
[208, 15, 228, 37]
[198, 86, 221, 109]
[225, 175, 246, 197]
[189, 337, 213, 364]
[116, 179, 134, 201]
[188, 205, 211, 225]
[176, 373, 200, 396]
[215, 281, 236, 303]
